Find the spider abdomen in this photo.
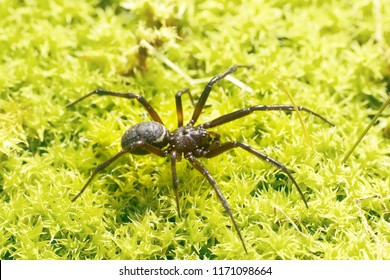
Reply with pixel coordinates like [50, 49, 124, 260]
[121, 121, 169, 155]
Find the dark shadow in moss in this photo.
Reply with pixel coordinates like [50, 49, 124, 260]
[252, 173, 293, 198]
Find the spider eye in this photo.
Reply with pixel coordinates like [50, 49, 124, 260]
[121, 121, 169, 154]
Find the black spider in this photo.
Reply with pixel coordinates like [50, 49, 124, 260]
[67, 65, 334, 253]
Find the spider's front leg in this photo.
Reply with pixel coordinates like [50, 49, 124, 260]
[203, 141, 308, 208]
[175, 88, 196, 128]
[200, 105, 335, 129]
[188, 65, 253, 126]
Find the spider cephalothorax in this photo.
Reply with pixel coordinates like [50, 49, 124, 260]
[67, 65, 334, 253]
[169, 125, 216, 154]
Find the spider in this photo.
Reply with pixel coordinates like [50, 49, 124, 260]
[67, 65, 334, 253]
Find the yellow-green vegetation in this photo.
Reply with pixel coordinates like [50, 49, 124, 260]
[1, 0, 389, 260]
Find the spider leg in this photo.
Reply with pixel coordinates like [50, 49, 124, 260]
[71, 141, 166, 202]
[201, 105, 335, 129]
[188, 65, 252, 126]
[170, 151, 181, 217]
[204, 141, 308, 208]
[66, 89, 164, 125]
[185, 153, 248, 253]
[175, 88, 195, 127]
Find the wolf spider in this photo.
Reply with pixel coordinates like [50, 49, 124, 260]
[67, 65, 334, 253]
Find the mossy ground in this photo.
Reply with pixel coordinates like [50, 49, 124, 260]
[1, 0, 390, 260]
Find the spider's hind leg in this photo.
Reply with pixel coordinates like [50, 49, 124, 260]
[71, 142, 166, 202]
[66, 89, 164, 125]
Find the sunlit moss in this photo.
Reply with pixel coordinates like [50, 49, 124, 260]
[0, 0, 389, 260]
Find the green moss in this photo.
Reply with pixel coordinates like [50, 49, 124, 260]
[1, 0, 389, 260]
